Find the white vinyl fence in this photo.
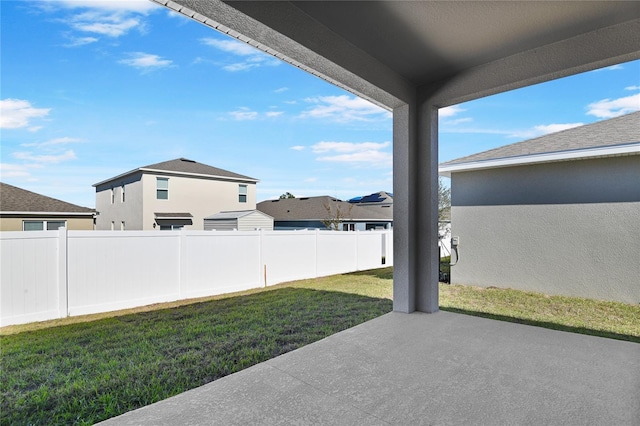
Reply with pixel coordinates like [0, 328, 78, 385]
[1, 228, 393, 326]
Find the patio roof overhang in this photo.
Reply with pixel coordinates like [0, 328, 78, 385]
[154, 0, 640, 313]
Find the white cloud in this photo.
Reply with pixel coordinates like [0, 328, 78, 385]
[119, 52, 173, 72]
[201, 38, 280, 71]
[290, 146, 305, 151]
[312, 141, 390, 153]
[21, 137, 84, 148]
[13, 150, 77, 164]
[304, 177, 318, 183]
[201, 38, 260, 56]
[586, 93, 640, 118]
[229, 108, 258, 121]
[64, 36, 99, 47]
[266, 111, 283, 118]
[439, 105, 465, 118]
[274, 87, 289, 93]
[318, 151, 392, 165]
[0, 163, 32, 178]
[0, 99, 51, 129]
[533, 123, 584, 135]
[625, 86, 640, 91]
[39, 1, 158, 42]
[301, 95, 391, 123]
[311, 141, 392, 167]
[71, 17, 140, 37]
[445, 117, 473, 125]
[56, 1, 158, 13]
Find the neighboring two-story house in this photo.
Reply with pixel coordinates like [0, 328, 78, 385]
[93, 158, 258, 230]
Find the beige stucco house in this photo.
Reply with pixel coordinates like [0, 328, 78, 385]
[0, 182, 95, 231]
[93, 158, 258, 230]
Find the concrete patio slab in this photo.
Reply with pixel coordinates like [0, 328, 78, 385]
[100, 311, 640, 425]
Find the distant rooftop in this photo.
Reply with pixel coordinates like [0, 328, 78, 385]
[440, 111, 640, 175]
[0, 182, 94, 213]
[93, 158, 258, 187]
[257, 196, 392, 221]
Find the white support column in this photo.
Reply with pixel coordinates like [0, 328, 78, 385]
[392, 93, 440, 313]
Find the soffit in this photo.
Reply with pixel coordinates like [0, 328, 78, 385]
[161, 1, 640, 108]
[289, 1, 638, 86]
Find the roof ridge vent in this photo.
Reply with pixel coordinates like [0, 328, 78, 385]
[179, 158, 196, 163]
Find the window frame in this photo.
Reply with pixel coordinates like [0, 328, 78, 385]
[23, 220, 66, 231]
[157, 177, 169, 200]
[238, 184, 247, 203]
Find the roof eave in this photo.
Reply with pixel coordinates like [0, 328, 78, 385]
[439, 142, 640, 177]
[0, 211, 96, 216]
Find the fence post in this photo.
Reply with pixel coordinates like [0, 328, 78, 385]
[315, 228, 319, 278]
[179, 229, 187, 299]
[57, 226, 69, 318]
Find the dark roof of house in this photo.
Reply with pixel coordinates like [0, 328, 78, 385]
[440, 111, 640, 166]
[0, 182, 94, 213]
[204, 210, 273, 220]
[94, 158, 257, 186]
[257, 196, 393, 221]
[154, 212, 193, 219]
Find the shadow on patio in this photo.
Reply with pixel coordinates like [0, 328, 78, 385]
[100, 310, 640, 425]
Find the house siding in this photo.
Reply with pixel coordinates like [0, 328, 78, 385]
[95, 173, 144, 230]
[450, 156, 640, 304]
[95, 171, 256, 231]
[0, 216, 94, 231]
[141, 173, 256, 231]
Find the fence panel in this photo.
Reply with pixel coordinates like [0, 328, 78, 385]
[67, 231, 181, 316]
[181, 231, 262, 298]
[356, 231, 387, 270]
[0, 231, 60, 325]
[1, 229, 393, 326]
[316, 232, 358, 276]
[261, 230, 317, 286]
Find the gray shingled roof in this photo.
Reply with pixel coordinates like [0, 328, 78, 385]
[441, 111, 640, 166]
[142, 158, 256, 180]
[204, 210, 273, 220]
[257, 196, 393, 221]
[94, 158, 257, 186]
[0, 182, 94, 213]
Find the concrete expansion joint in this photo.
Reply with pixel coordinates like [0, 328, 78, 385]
[265, 362, 394, 425]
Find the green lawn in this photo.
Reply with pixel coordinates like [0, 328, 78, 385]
[1, 267, 638, 425]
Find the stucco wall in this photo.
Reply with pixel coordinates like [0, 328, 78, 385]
[450, 156, 640, 304]
[0, 216, 94, 231]
[95, 174, 144, 230]
[141, 173, 257, 230]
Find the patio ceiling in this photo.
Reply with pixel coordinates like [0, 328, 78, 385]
[155, 1, 640, 108]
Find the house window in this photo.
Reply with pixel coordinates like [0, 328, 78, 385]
[238, 184, 247, 203]
[121, 185, 125, 202]
[159, 224, 183, 230]
[342, 223, 355, 231]
[110, 188, 115, 204]
[23, 220, 66, 231]
[121, 221, 125, 231]
[157, 178, 169, 200]
[111, 221, 115, 230]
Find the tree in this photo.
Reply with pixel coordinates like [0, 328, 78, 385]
[438, 178, 451, 240]
[279, 192, 295, 199]
[321, 199, 353, 231]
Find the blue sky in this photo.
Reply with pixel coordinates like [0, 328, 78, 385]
[2, 0, 639, 208]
